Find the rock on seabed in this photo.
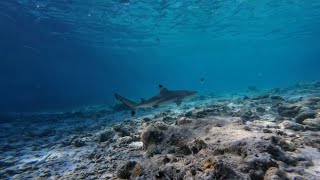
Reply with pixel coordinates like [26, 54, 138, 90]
[0, 81, 320, 179]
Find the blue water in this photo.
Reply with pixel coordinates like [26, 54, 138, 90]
[1, 0, 320, 113]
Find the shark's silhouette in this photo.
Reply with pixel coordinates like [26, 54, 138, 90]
[115, 84, 197, 116]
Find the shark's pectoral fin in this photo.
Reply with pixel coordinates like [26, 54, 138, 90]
[152, 105, 159, 108]
[131, 110, 136, 116]
[175, 99, 182, 106]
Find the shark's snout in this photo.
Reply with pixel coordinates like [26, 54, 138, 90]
[185, 90, 197, 99]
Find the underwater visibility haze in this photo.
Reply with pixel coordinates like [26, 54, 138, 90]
[1, 0, 320, 179]
[1, 0, 320, 112]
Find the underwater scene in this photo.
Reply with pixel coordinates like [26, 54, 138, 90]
[1, 0, 320, 179]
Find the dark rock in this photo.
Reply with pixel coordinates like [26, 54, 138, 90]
[0, 161, 14, 168]
[309, 97, 320, 103]
[190, 167, 197, 176]
[206, 160, 241, 180]
[112, 124, 130, 137]
[252, 94, 270, 100]
[155, 171, 166, 179]
[117, 161, 137, 179]
[141, 122, 193, 156]
[270, 96, 284, 101]
[294, 111, 316, 124]
[145, 144, 159, 157]
[279, 120, 304, 131]
[240, 110, 258, 121]
[195, 110, 207, 118]
[142, 117, 152, 122]
[5, 168, 18, 176]
[177, 145, 192, 155]
[249, 170, 265, 180]
[257, 107, 266, 113]
[163, 156, 171, 164]
[270, 136, 296, 152]
[274, 116, 284, 122]
[263, 128, 272, 133]
[244, 126, 251, 131]
[162, 116, 175, 124]
[188, 139, 207, 154]
[97, 130, 114, 143]
[71, 138, 86, 147]
[0, 144, 14, 151]
[278, 105, 302, 117]
[185, 111, 193, 117]
[265, 144, 285, 160]
[284, 167, 295, 173]
[302, 135, 320, 149]
[141, 123, 166, 148]
[302, 118, 320, 129]
[155, 164, 185, 180]
[39, 171, 51, 177]
[176, 117, 192, 125]
[245, 153, 278, 178]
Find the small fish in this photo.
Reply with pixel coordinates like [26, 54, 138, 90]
[200, 77, 206, 84]
[23, 45, 39, 54]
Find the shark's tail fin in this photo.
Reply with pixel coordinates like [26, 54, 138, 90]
[114, 94, 138, 116]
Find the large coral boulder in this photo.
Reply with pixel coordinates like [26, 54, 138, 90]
[279, 120, 304, 131]
[116, 161, 143, 179]
[294, 110, 316, 124]
[264, 167, 289, 180]
[141, 122, 194, 156]
[302, 118, 320, 129]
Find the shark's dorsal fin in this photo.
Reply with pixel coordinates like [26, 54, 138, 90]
[175, 99, 182, 106]
[141, 98, 146, 103]
[159, 84, 168, 94]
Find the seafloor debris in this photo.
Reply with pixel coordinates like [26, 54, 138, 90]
[0, 81, 320, 179]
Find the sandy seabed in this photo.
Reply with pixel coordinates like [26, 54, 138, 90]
[1, 82, 320, 179]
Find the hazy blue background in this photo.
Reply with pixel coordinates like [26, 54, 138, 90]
[1, 0, 319, 113]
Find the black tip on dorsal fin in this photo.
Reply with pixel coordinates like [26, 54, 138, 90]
[141, 98, 146, 103]
[159, 84, 169, 93]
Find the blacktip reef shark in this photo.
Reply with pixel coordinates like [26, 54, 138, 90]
[114, 84, 197, 116]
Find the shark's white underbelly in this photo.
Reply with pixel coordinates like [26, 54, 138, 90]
[137, 98, 178, 109]
[157, 98, 178, 106]
[137, 100, 161, 109]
